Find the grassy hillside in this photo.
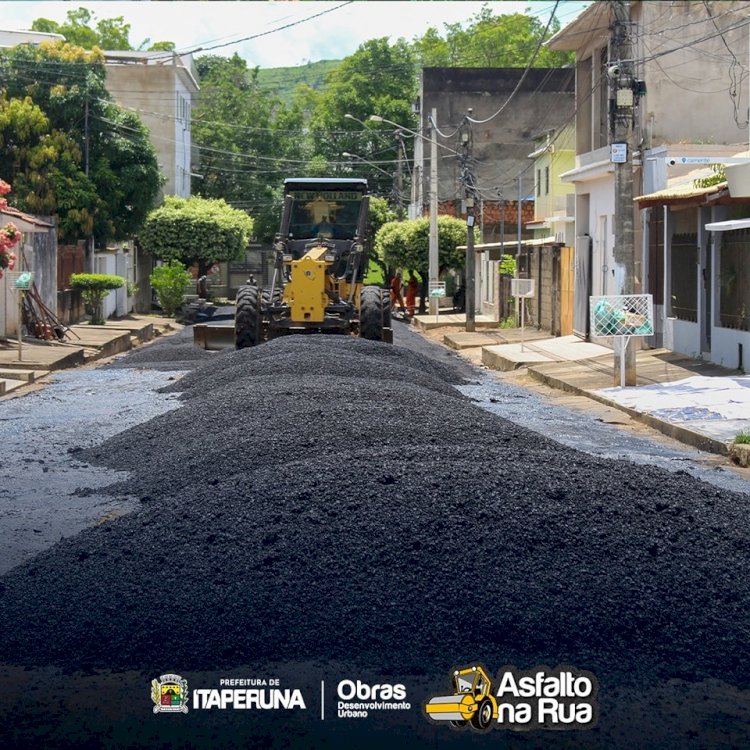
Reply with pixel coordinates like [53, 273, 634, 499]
[256, 59, 340, 102]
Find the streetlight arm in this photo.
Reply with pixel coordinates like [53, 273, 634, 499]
[369, 114, 459, 156]
[344, 113, 373, 129]
[341, 152, 392, 178]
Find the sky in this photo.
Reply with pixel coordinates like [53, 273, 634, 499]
[2, 1, 591, 68]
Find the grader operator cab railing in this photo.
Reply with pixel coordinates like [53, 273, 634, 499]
[234, 178, 392, 348]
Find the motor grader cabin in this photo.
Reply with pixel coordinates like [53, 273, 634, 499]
[234, 178, 392, 348]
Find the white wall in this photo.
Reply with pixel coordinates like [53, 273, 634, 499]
[665, 318, 701, 359]
[711, 327, 750, 371]
[579, 174, 615, 298]
[94, 253, 118, 320]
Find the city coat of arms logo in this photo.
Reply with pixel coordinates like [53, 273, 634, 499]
[151, 673, 189, 714]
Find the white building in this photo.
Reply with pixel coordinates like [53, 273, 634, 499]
[0, 29, 64, 47]
[548, 0, 750, 359]
[104, 51, 199, 199]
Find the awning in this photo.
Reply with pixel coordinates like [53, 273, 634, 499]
[705, 218, 750, 232]
[635, 181, 727, 207]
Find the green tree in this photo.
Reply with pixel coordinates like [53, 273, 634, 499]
[412, 7, 573, 68]
[364, 195, 397, 281]
[374, 215, 473, 311]
[306, 38, 418, 198]
[140, 195, 254, 281]
[0, 94, 103, 239]
[0, 42, 161, 241]
[192, 54, 294, 243]
[31, 7, 173, 51]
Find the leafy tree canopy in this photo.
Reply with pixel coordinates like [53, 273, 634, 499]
[374, 215, 473, 276]
[31, 7, 173, 51]
[368, 195, 397, 240]
[365, 195, 397, 279]
[412, 7, 573, 68]
[305, 38, 418, 199]
[140, 195, 254, 274]
[0, 93, 103, 239]
[0, 41, 161, 240]
[192, 54, 295, 243]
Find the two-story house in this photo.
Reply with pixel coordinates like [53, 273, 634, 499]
[548, 0, 750, 361]
[104, 50, 200, 312]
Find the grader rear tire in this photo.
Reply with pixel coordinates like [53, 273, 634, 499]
[235, 285, 261, 348]
[359, 285, 385, 341]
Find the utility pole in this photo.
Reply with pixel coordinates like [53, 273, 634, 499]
[516, 174, 523, 325]
[429, 108, 439, 318]
[395, 131, 405, 220]
[611, 0, 637, 385]
[460, 116, 476, 332]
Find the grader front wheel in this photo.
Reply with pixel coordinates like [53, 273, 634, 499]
[235, 285, 261, 348]
[359, 285, 386, 341]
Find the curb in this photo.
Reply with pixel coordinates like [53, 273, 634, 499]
[527, 366, 730, 457]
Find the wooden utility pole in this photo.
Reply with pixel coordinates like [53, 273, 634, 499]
[611, 0, 637, 385]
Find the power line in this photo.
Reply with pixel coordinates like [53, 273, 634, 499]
[465, 0, 561, 125]
[149, 1, 354, 60]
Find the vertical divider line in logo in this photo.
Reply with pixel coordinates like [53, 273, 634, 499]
[321, 680, 325, 720]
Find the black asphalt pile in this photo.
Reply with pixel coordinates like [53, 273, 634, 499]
[106, 325, 214, 370]
[2, 335, 750, 694]
[160, 333, 469, 399]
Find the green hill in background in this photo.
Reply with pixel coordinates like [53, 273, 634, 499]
[256, 59, 341, 102]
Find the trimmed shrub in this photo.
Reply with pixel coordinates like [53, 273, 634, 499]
[69, 273, 125, 325]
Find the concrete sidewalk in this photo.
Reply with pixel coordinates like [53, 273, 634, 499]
[427, 323, 750, 461]
[0, 315, 178, 397]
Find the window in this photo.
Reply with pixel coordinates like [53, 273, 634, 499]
[544, 166, 550, 195]
[536, 169, 541, 197]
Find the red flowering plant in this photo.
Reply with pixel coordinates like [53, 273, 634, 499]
[0, 179, 21, 279]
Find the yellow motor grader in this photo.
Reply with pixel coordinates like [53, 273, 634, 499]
[234, 178, 392, 348]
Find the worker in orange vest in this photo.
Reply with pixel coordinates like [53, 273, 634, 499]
[405, 275, 418, 318]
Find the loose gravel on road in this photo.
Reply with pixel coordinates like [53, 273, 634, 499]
[1, 332, 749, 706]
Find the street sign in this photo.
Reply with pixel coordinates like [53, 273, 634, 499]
[611, 143, 627, 163]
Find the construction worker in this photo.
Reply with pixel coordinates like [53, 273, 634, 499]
[390, 272, 405, 312]
[405, 275, 418, 318]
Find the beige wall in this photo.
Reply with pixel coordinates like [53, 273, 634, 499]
[106, 57, 196, 199]
[564, 1, 750, 156]
[640, 2, 750, 147]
